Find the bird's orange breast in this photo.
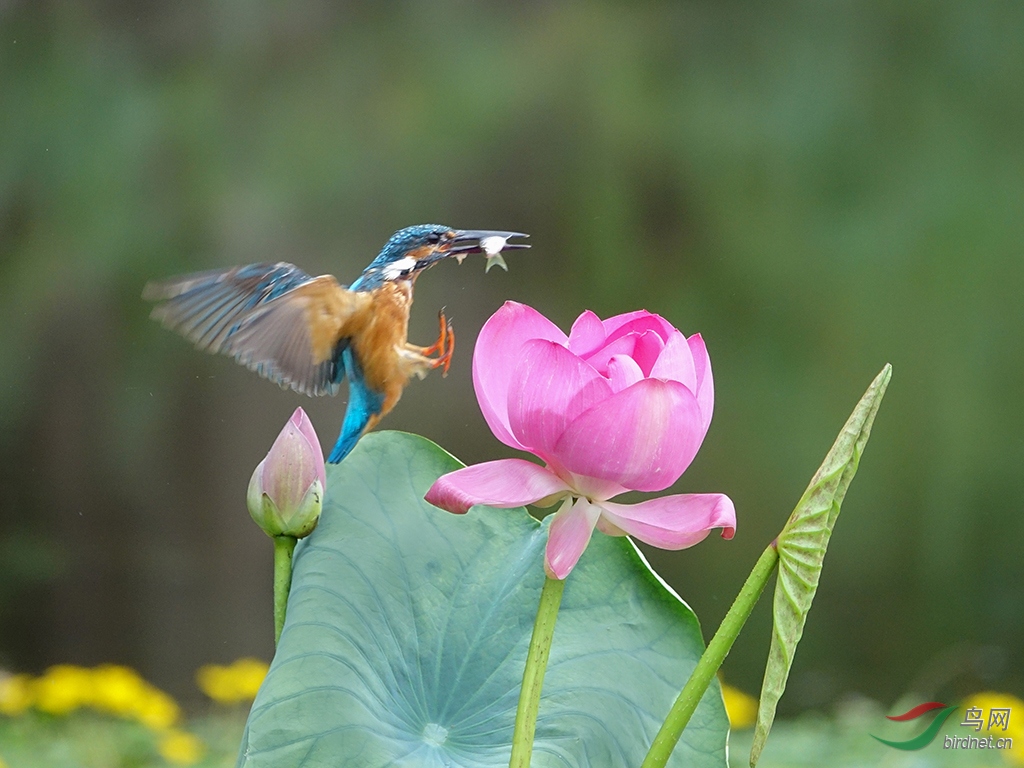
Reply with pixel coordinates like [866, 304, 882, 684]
[350, 282, 413, 393]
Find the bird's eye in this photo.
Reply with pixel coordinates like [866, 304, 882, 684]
[426, 233, 441, 244]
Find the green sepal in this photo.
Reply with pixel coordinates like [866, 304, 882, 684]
[248, 478, 323, 539]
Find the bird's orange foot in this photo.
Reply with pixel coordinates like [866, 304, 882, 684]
[404, 312, 455, 377]
[414, 310, 456, 376]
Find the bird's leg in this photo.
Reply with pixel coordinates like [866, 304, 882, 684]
[419, 310, 449, 357]
[426, 310, 455, 376]
[406, 310, 455, 377]
[438, 320, 455, 375]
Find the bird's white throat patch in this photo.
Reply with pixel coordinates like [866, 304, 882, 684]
[383, 256, 418, 280]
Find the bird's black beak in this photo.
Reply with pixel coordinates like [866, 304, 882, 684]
[446, 230, 531, 255]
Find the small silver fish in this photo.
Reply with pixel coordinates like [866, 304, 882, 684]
[481, 236, 511, 273]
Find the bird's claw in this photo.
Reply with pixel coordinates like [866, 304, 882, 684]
[421, 310, 455, 376]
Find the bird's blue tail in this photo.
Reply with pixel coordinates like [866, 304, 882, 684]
[328, 347, 385, 464]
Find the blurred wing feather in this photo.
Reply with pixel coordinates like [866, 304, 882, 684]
[145, 263, 370, 396]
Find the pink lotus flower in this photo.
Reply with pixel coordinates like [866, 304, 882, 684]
[247, 407, 326, 538]
[426, 302, 736, 579]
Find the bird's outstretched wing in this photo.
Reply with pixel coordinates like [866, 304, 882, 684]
[144, 263, 371, 396]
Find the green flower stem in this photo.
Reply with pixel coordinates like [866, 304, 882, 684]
[509, 575, 566, 768]
[273, 535, 298, 645]
[641, 543, 780, 768]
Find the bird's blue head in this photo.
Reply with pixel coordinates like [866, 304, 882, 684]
[351, 224, 528, 291]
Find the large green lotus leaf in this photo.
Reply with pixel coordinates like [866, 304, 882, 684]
[237, 431, 728, 768]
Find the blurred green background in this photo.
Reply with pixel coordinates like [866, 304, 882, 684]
[1, 0, 1021, 717]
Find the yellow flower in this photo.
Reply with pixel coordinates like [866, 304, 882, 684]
[195, 665, 234, 703]
[158, 729, 205, 766]
[196, 658, 268, 704]
[84, 665, 183, 731]
[0, 673, 34, 716]
[89, 664, 149, 717]
[962, 692, 1023, 766]
[721, 683, 758, 730]
[228, 658, 269, 699]
[132, 689, 181, 730]
[0, 754, 8, 768]
[33, 665, 92, 715]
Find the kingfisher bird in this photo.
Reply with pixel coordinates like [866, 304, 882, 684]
[144, 225, 528, 463]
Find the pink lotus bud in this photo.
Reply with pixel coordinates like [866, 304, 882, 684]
[247, 408, 326, 538]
